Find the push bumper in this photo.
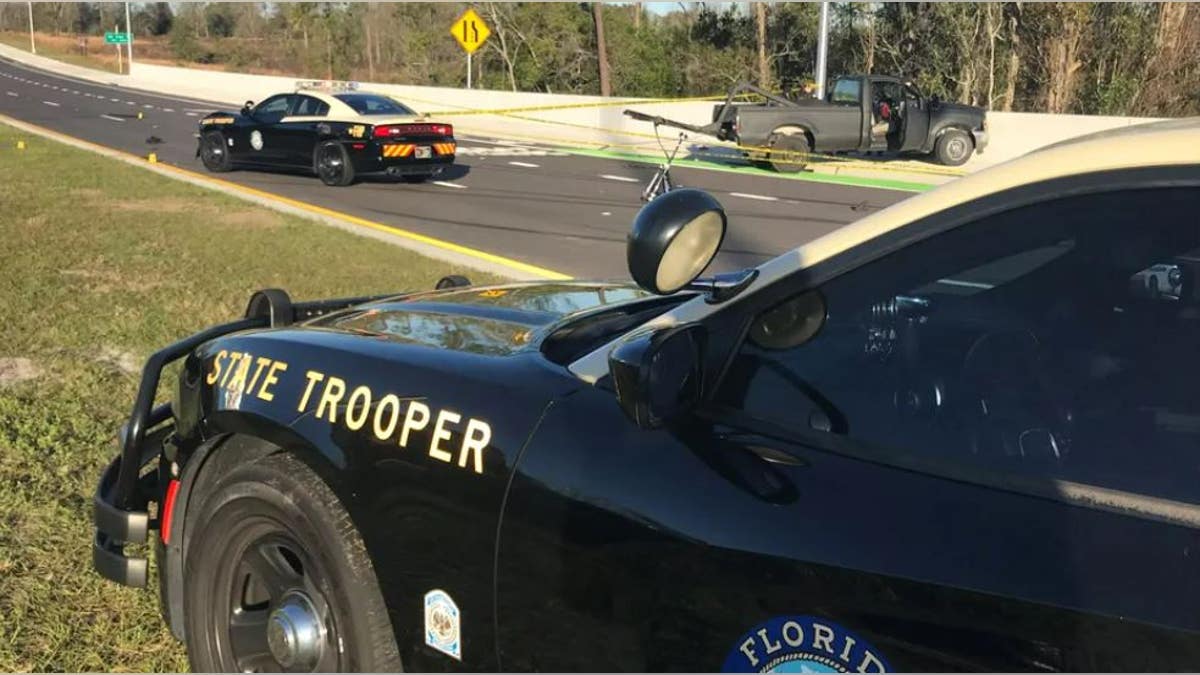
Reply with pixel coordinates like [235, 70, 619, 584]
[91, 289, 418, 587]
[972, 129, 990, 154]
[93, 408, 173, 588]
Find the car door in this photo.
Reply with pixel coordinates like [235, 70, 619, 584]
[825, 77, 866, 150]
[497, 184, 1200, 671]
[242, 94, 293, 164]
[275, 94, 329, 167]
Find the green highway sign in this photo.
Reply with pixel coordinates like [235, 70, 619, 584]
[104, 32, 130, 45]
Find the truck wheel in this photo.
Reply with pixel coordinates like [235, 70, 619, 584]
[769, 133, 810, 173]
[934, 128, 973, 166]
[315, 141, 356, 186]
[199, 131, 232, 173]
[182, 453, 401, 672]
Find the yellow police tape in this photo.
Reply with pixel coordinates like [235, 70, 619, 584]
[402, 92, 967, 178]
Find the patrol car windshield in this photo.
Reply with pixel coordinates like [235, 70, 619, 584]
[335, 94, 415, 116]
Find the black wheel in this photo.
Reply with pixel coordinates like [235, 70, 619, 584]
[934, 128, 973, 166]
[401, 173, 433, 183]
[314, 141, 356, 187]
[183, 453, 400, 672]
[200, 130, 233, 173]
[768, 133, 810, 173]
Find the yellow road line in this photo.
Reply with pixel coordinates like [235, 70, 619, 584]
[0, 114, 572, 281]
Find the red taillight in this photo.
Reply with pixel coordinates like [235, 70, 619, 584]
[372, 123, 453, 138]
[160, 479, 180, 544]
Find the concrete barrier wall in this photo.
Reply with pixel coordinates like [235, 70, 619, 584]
[0, 43, 1168, 173]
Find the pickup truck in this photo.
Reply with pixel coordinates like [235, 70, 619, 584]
[629, 75, 989, 172]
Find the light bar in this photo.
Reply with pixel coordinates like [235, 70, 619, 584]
[295, 80, 360, 93]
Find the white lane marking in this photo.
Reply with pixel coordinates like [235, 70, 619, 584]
[5, 91, 17, 97]
[100, 114, 125, 123]
[143, 104, 154, 109]
[163, 108, 175, 113]
[126, 101, 136, 105]
[70, 89, 79, 94]
[432, 181, 467, 190]
[184, 108, 212, 113]
[42, 100, 60, 107]
[109, 97, 119, 102]
[185, 112, 198, 117]
[600, 174, 639, 183]
[730, 192, 779, 201]
[507, 161, 540, 168]
[601, 211, 612, 216]
[936, 278, 995, 290]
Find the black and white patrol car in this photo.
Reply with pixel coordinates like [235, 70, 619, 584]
[96, 119, 1200, 671]
[195, 81, 456, 186]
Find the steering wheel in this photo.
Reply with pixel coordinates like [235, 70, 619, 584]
[958, 329, 1073, 462]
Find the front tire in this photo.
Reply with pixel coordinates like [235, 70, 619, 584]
[182, 453, 400, 672]
[315, 141, 356, 187]
[934, 128, 973, 166]
[200, 131, 233, 173]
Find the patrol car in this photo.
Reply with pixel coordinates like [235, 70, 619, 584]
[195, 81, 456, 186]
[96, 119, 1200, 671]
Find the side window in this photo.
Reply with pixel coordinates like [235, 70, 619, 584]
[829, 78, 861, 106]
[716, 187, 1200, 502]
[254, 95, 293, 122]
[292, 95, 329, 117]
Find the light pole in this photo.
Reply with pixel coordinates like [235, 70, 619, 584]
[124, 1, 134, 73]
[27, 1, 36, 54]
[815, 1, 830, 99]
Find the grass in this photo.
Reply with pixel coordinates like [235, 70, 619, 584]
[0, 122, 501, 671]
[0, 31, 126, 74]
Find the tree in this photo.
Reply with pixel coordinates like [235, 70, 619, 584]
[755, 3, 769, 89]
[592, 2, 612, 96]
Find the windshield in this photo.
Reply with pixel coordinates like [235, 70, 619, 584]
[334, 94, 416, 116]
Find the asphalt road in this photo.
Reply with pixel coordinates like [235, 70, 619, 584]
[0, 57, 911, 279]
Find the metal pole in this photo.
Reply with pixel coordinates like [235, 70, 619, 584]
[115, 25, 122, 75]
[815, 1, 830, 99]
[124, 1, 134, 73]
[467, 52, 472, 89]
[27, 1, 35, 54]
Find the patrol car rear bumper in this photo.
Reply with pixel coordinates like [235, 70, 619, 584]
[359, 155, 455, 176]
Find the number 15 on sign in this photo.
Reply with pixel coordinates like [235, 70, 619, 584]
[450, 8, 491, 89]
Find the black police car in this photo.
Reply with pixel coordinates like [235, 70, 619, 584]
[95, 119, 1200, 671]
[195, 81, 456, 186]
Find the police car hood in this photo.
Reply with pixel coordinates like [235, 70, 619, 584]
[308, 282, 657, 357]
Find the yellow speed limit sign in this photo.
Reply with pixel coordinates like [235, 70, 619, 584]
[450, 8, 491, 54]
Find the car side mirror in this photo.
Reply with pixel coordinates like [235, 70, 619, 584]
[609, 323, 705, 429]
[627, 188, 756, 302]
[241, 100, 254, 116]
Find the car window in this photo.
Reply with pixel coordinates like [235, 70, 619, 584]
[829, 78, 861, 105]
[715, 187, 1200, 503]
[254, 95, 293, 120]
[334, 94, 415, 116]
[291, 95, 329, 117]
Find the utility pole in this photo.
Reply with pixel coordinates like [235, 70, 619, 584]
[27, 1, 35, 54]
[815, 1, 830, 99]
[124, 1, 134, 73]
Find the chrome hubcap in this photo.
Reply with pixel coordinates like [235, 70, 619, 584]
[266, 592, 325, 670]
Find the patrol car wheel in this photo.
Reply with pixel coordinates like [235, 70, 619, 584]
[315, 141, 356, 187]
[935, 128, 973, 166]
[182, 453, 400, 672]
[768, 133, 809, 173]
[200, 131, 233, 173]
